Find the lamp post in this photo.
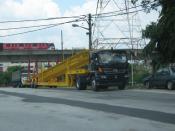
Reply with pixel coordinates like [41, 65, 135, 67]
[72, 14, 92, 50]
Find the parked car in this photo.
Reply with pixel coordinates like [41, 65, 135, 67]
[143, 66, 175, 90]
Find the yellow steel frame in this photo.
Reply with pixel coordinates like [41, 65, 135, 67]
[31, 50, 90, 87]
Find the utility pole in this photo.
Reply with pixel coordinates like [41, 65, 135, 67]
[125, 0, 134, 87]
[72, 14, 92, 50]
[61, 30, 64, 61]
[88, 14, 92, 50]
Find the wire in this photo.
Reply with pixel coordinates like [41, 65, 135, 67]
[0, 7, 145, 32]
[0, 19, 83, 31]
[0, 19, 81, 37]
[0, 0, 157, 37]
[0, 0, 157, 25]
[92, 0, 157, 17]
[92, 8, 146, 19]
[0, 15, 86, 24]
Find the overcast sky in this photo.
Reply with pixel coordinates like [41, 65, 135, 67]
[0, 0, 159, 49]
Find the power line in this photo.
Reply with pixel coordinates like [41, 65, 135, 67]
[92, 8, 146, 19]
[0, 7, 146, 32]
[92, 0, 157, 17]
[0, 25, 57, 37]
[0, 1, 157, 37]
[0, 19, 80, 37]
[0, 0, 157, 25]
[0, 15, 86, 24]
[0, 7, 145, 31]
[0, 19, 83, 31]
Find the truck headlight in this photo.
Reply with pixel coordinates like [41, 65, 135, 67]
[101, 75, 107, 79]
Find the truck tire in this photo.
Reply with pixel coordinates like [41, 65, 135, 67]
[118, 83, 125, 90]
[76, 76, 87, 90]
[91, 77, 99, 91]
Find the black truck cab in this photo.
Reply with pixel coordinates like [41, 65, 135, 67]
[89, 50, 129, 91]
[75, 49, 129, 91]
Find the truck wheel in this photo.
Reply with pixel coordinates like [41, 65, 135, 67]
[118, 84, 125, 90]
[167, 81, 174, 90]
[76, 76, 87, 90]
[91, 77, 99, 91]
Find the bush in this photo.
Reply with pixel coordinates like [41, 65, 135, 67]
[0, 66, 21, 86]
[129, 64, 151, 84]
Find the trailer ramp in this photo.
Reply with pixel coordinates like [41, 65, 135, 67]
[32, 50, 89, 87]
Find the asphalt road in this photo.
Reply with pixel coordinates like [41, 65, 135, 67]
[0, 87, 175, 131]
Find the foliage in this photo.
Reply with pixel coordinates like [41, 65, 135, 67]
[132, 0, 160, 12]
[129, 64, 151, 83]
[0, 66, 21, 86]
[133, 0, 175, 71]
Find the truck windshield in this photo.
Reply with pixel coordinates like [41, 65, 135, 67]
[98, 52, 127, 64]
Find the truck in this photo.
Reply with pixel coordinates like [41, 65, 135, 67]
[31, 49, 129, 91]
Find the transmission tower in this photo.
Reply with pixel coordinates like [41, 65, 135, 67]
[92, 0, 145, 50]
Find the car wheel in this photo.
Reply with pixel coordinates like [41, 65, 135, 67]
[145, 81, 151, 89]
[167, 81, 174, 90]
[91, 77, 99, 91]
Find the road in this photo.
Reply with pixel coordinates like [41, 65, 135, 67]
[0, 87, 175, 131]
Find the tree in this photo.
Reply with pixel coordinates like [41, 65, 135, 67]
[133, 0, 175, 70]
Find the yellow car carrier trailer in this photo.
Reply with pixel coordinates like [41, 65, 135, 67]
[29, 49, 129, 91]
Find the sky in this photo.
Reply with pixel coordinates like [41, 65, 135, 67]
[0, 0, 159, 49]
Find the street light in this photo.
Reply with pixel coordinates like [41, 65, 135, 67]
[72, 24, 89, 30]
[72, 24, 79, 27]
[72, 14, 92, 50]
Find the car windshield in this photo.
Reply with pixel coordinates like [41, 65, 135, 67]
[98, 52, 127, 64]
